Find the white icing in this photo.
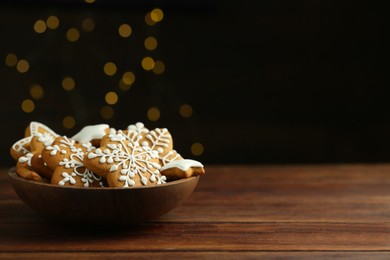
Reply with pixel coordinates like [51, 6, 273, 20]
[72, 124, 109, 143]
[34, 132, 55, 146]
[145, 128, 171, 152]
[127, 122, 149, 135]
[49, 136, 102, 187]
[160, 159, 204, 172]
[18, 153, 33, 166]
[12, 121, 58, 155]
[161, 150, 181, 166]
[12, 137, 31, 155]
[88, 137, 166, 187]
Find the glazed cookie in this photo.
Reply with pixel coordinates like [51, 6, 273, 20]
[72, 124, 110, 147]
[25, 135, 56, 179]
[16, 153, 46, 182]
[15, 123, 58, 182]
[160, 159, 205, 180]
[10, 121, 58, 160]
[84, 130, 166, 188]
[42, 136, 103, 187]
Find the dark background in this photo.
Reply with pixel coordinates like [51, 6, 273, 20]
[0, 0, 389, 166]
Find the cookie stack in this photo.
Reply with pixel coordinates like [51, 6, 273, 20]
[10, 122, 205, 188]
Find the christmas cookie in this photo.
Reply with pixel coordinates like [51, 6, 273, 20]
[14, 122, 58, 182]
[84, 130, 166, 188]
[10, 121, 58, 160]
[42, 136, 103, 187]
[160, 159, 205, 180]
[72, 124, 110, 147]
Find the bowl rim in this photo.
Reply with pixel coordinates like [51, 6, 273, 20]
[8, 167, 199, 190]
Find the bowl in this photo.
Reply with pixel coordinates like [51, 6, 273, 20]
[8, 168, 199, 226]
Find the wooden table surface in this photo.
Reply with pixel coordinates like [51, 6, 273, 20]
[2, 164, 390, 259]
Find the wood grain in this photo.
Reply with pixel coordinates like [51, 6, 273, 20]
[1, 164, 390, 258]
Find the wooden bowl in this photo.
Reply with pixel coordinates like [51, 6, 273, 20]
[8, 168, 199, 226]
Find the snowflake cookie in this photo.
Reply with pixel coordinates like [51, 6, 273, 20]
[84, 129, 166, 188]
[42, 136, 103, 187]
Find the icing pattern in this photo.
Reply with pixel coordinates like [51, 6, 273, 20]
[144, 128, 171, 154]
[12, 121, 58, 156]
[127, 122, 149, 135]
[18, 153, 33, 166]
[72, 124, 109, 143]
[46, 136, 103, 187]
[87, 131, 166, 187]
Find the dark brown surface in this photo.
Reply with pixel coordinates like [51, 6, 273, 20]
[2, 164, 390, 258]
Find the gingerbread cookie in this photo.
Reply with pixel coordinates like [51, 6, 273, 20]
[160, 159, 205, 180]
[72, 124, 110, 147]
[42, 136, 103, 187]
[84, 130, 166, 188]
[14, 122, 58, 182]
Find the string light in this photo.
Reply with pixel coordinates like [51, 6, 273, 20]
[147, 107, 160, 121]
[145, 12, 156, 26]
[141, 57, 155, 70]
[62, 77, 75, 91]
[150, 8, 164, 22]
[118, 80, 132, 91]
[144, 37, 157, 51]
[34, 20, 47, 33]
[153, 60, 165, 74]
[118, 24, 132, 38]
[29, 84, 44, 100]
[103, 62, 117, 76]
[21, 99, 35, 113]
[81, 18, 95, 32]
[5, 53, 18, 67]
[179, 104, 193, 118]
[122, 71, 135, 85]
[101, 106, 114, 119]
[63, 116, 76, 129]
[191, 143, 204, 156]
[105, 91, 118, 105]
[46, 16, 59, 29]
[66, 28, 80, 42]
[16, 59, 29, 73]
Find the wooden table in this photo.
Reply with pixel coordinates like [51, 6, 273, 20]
[1, 164, 390, 258]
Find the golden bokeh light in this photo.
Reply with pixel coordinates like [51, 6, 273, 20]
[122, 71, 135, 85]
[118, 80, 132, 91]
[147, 107, 160, 121]
[81, 18, 95, 32]
[145, 12, 156, 26]
[21, 99, 35, 113]
[34, 20, 47, 33]
[101, 106, 114, 119]
[63, 116, 76, 129]
[118, 24, 132, 38]
[66, 28, 80, 42]
[150, 8, 164, 22]
[105, 91, 118, 105]
[191, 142, 204, 156]
[141, 57, 155, 71]
[144, 36, 157, 51]
[85, 0, 95, 3]
[62, 77, 75, 91]
[16, 59, 29, 73]
[103, 62, 117, 76]
[46, 16, 59, 29]
[30, 84, 44, 100]
[179, 104, 193, 118]
[5, 53, 17, 67]
[153, 60, 165, 74]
